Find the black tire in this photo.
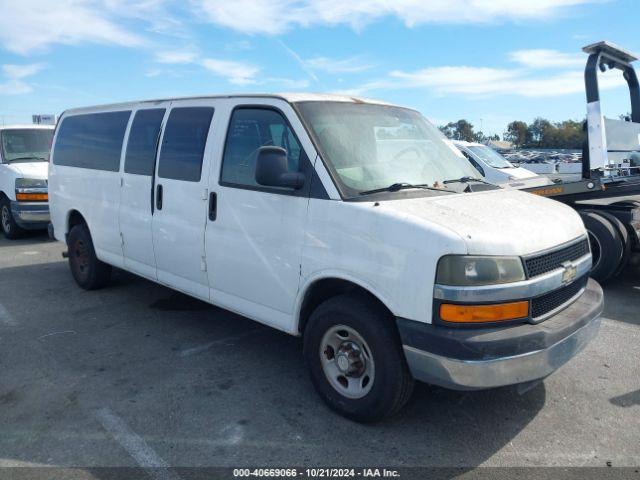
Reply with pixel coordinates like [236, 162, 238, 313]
[67, 223, 112, 290]
[611, 200, 640, 209]
[579, 211, 624, 283]
[0, 197, 27, 239]
[303, 292, 414, 423]
[591, 211, 631, 276]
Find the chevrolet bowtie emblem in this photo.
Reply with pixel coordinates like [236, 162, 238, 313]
[561, 261, 578, 284]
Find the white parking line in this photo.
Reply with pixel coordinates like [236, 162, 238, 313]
[0, 303, 16, 326]
[96, 407, 181, 480]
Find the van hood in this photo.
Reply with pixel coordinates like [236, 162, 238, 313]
[379, 189, 585, 256]
[4, 162, 48, 180]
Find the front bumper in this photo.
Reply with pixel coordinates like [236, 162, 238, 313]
[398, 278, 603, 390]
[10, 201, 50, 229]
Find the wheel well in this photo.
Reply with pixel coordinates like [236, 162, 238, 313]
[298, 278, 393, 334]
[67, 210, 87, 233]
[0, 191, 6, 201]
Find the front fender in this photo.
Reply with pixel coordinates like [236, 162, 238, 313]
[294, 269, 399, 332]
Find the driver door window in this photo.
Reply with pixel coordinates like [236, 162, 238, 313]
[220, 108, 301, 188]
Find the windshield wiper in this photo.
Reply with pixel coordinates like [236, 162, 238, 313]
[443, 176, 492, 185]
[359, 182, 454, 196]
[8, 156, 47, 162]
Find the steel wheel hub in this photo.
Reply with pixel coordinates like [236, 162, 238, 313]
[1, 206, 10, 232]
[319, 325, 375, 399]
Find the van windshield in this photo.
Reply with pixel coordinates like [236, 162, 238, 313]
[1, 129, 53, 163]
[296, 102, 479, 197]
[467, 145, 514, 169]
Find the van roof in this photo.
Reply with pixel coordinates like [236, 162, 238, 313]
[0, 124, 55, 131]
[62, 92, 399, 116]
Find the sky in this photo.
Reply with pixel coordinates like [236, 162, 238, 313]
[0, 0, 639, 136]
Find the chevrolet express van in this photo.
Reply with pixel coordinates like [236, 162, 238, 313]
[0, 125, 54, 238]
[453, 140, 555, 189]
[49, 94, 603, 422]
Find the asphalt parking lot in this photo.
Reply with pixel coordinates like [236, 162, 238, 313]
[1, 232, 639, 471]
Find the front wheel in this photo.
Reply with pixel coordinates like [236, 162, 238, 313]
[1, 198, 26, 239]
[303, 293, 414, 422]
[67, 224, 112, 290]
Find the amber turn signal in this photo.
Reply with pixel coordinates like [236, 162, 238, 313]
[440, 301, 529, 323]
[16, 193, 48, 202]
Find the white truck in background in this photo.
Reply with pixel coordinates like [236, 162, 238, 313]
[0, 124, 54, 239]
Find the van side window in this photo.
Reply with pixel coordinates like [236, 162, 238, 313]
[158, 107, 214, 182]
[124, 109, 165, 176]
[54, 111, 131, 171]
[220, 108, 301, 188]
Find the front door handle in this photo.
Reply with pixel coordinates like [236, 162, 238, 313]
[208, 192, 217, 221]
[156, 184, 163, 210]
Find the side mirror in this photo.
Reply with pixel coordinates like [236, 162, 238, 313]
[255, 146, 305, 190]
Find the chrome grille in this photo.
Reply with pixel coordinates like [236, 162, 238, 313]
[524, 238, 590, 278]
[531, 275, 588, 319]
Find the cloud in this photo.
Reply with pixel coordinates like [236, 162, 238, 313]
[306, 56, 374, 74]
[0, 63, 45, 95]
[200, 58, 260, 85]
[509, 49, 584, 69]
[151, 44, 307, 87]
[348, 48, 627, 98]
[155, 48, 199, 64]
[0, 0, 147, 55]
[193, 0, 600, 35]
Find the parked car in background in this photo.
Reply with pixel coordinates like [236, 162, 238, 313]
[453, 140, 555, 188]
[49, 94, 603, 421]
[0, 125, 54, 239]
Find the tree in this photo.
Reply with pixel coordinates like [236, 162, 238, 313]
[505, 121, 528, 147]
[527, 118, 553, 147]
[439, 119, 476, 142]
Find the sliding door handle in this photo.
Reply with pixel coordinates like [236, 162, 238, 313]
[208, 192, 217, 221]
[156, 184, 163, 210]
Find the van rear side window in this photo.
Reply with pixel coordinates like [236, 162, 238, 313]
[158, 107, 214, 182]
[53, 111, 131, 171]
[124, 109, 166, 176]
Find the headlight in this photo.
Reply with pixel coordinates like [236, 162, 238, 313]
[15, 178, 48, 202]
[436, 255, 525, 286]
[15, 178, 47, 190]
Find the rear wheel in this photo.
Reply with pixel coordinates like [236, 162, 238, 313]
[579, 211, 624, 282]
[592, 211, 632, 276]
[1, 197, 26, 239]
[67, 223, 112, 290]
[303, 293, 414, 423]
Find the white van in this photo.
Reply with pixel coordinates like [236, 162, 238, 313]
[453, 140, 555, 188]
[49, 94, 603, 421]
[0, 124, 54, 238]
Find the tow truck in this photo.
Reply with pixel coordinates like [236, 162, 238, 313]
[523, 41, 640, 282]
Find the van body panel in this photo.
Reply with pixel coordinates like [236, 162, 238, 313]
[206, 98, 313, 332]
[119, 104, 171, 280]
[152, 100, 218, 300]
[299, 198, 468, 325]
